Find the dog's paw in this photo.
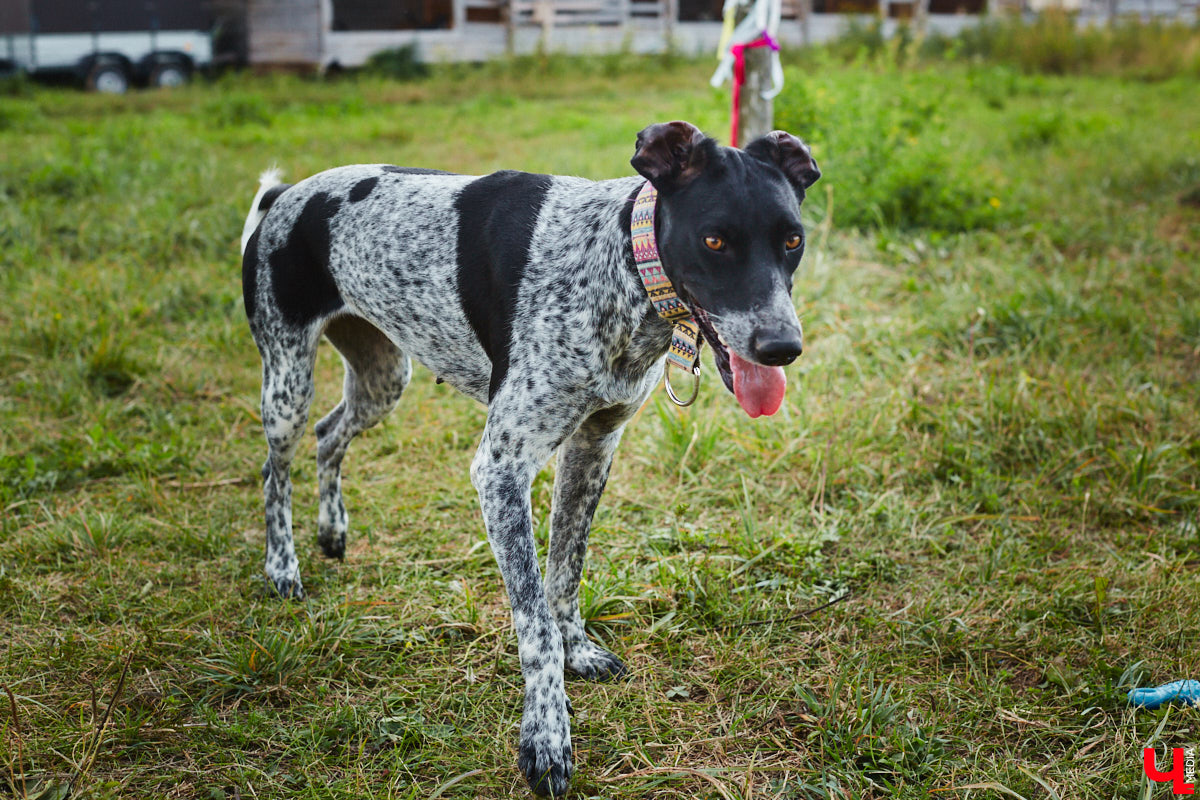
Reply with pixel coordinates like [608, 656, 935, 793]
[317, 529, 345, 560]
[317, 497, 348, 560]
[565, 640, 627, 681]
[518, 733, 572, 797]
[518, 691, 573, 796]
[266, 574, 305, 600]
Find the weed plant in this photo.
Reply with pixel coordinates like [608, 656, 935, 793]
[362, 45, 431, 81]
[926, 11, 1200, 79]
[826, 13, 1200, 79]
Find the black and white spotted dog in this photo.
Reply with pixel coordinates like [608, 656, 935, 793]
[239, 120, 819, 796]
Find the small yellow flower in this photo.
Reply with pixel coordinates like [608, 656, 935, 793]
[989, 197, 1001, 208]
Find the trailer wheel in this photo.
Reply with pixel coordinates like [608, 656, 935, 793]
[87, 62, 130, 94]
[150, 60, 190, 89]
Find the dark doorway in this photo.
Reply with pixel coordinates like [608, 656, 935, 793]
[331, 0, 452, 30]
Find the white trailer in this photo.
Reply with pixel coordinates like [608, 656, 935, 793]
[0, 0, 214, 92]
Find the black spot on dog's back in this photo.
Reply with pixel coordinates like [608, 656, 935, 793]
[454, 171, 553, 400]
[242, 227, 261, 321]
[259, 183, 292, 212]
[349, 177, 378, 203]
[382, 166, 452, 175]
[269, 192, 345, 327]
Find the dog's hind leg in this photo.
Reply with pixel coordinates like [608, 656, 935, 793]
[314, 316, 411, 560]
[545, 409, 631, 681]
[257, 330, 320, 600]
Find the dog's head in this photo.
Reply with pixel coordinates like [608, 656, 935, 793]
[631, 120, 821, 418]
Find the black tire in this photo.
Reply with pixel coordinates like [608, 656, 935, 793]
[149, 60, 190, 89]
[86, 62, 130, 94]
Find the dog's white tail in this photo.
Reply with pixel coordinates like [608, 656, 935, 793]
[240, 167, 285, 256]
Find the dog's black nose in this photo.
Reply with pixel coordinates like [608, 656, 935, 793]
[751, 332, 803, 366]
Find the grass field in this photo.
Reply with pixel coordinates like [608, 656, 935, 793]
[1, 38, 1199, 799]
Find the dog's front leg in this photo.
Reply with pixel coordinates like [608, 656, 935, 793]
[545, 412, 630, 680]
[471, 416, 575, 797]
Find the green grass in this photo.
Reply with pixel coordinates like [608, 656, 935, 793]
[1, 47, 1199, 799]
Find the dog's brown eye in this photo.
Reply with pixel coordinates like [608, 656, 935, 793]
[785, 233, 803, 251]
[703, 236, 725, 252]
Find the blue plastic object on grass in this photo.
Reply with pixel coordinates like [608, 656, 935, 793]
[1128, 680, 1200, 709]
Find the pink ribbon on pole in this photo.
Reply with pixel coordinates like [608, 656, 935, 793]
[729, 31, 780, 148]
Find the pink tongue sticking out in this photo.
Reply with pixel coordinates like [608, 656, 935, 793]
[730, 350, 787, 418]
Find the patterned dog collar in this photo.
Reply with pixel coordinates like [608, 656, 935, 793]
[631, 181, 702, 405]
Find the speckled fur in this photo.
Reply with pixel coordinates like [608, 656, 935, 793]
[240, 123, 818, 797]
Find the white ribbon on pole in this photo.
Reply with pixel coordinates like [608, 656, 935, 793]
[709, 0, 784, 101]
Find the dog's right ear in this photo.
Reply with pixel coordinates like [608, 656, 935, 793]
[631, 121, 710, 192]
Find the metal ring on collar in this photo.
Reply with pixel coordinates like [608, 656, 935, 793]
[664, 363, 701, 407]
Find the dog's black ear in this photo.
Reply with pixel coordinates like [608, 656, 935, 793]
[631, 121, 710, 192]
[744, 131, 821, 198]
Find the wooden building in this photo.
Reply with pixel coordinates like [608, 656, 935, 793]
[239, 0, 985, 68]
